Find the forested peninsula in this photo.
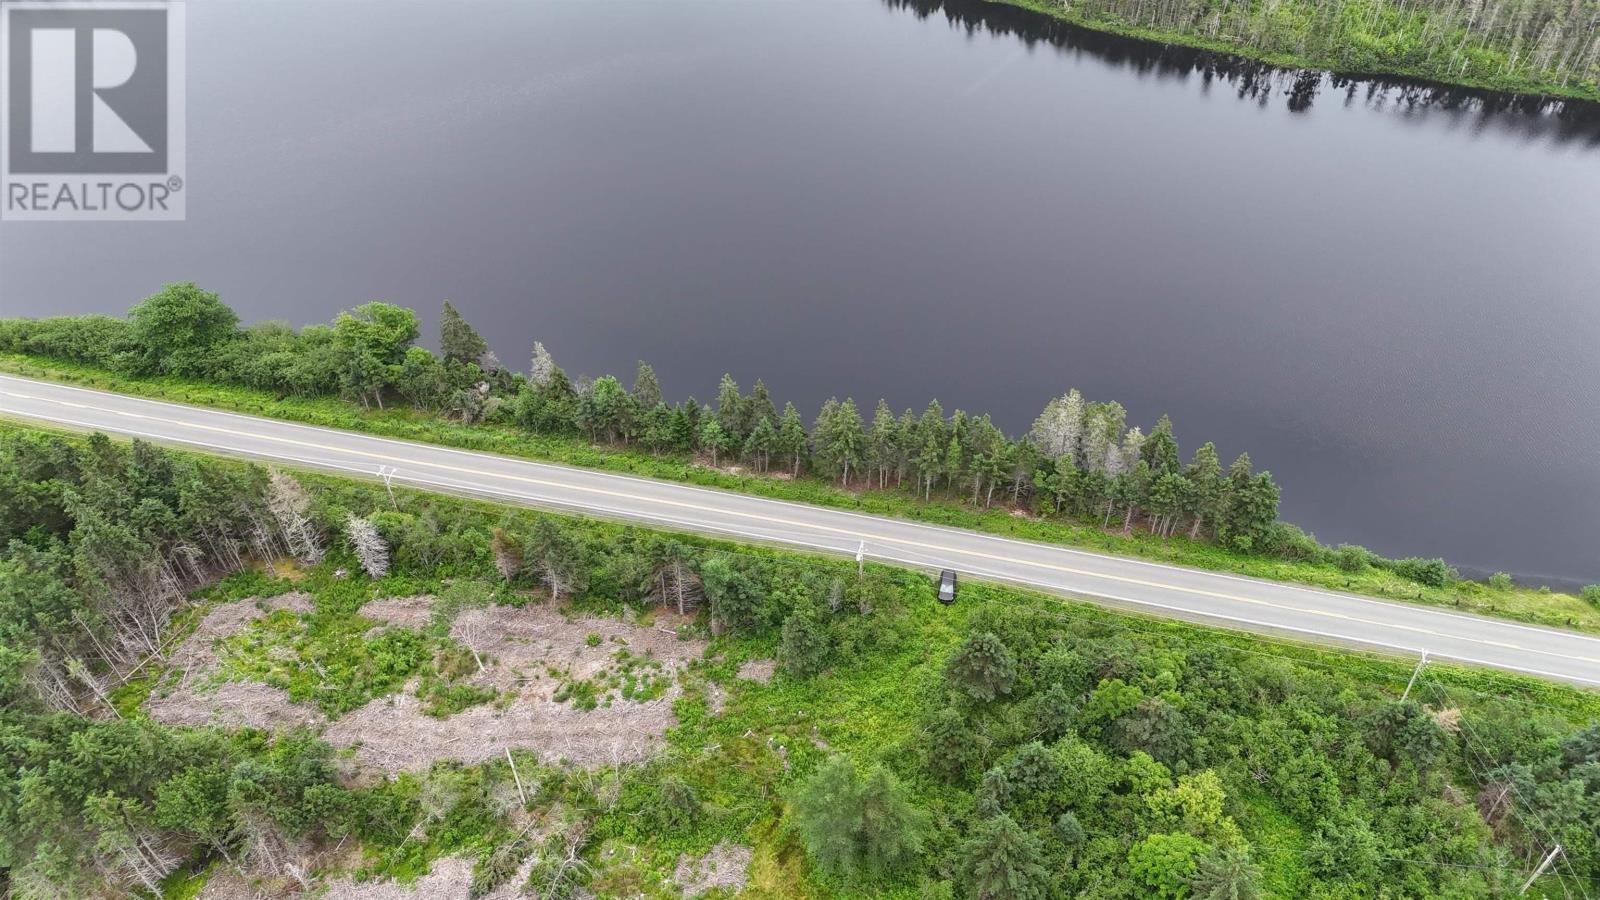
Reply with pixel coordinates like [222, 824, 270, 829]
[3, 284, 1597, 632]
[942, 0, 1600, 101]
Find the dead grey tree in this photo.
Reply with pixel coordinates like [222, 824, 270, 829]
[345, 514, 390, 579]
[267, 469, 323, 564]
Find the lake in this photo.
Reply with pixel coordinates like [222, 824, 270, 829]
[2, 0, 1598, 586]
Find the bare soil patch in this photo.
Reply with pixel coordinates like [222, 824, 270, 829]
[313, 852, 539, 900]
[149, 680, 324, 731]
[146, 594, 320, 731]
[357, 595, 436, 630]
[325, 602, 707, 772]
[736, 659, 777, 684]
[196, 869, 276, 900]
[672, 842, 754, 897]
[143, 594, 706, 774]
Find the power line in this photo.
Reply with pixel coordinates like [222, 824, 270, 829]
[1424, 680, 1596, 898]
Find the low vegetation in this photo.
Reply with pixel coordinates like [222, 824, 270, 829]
[1, 425, 1598, 897]
[3, 285, 1597, 636]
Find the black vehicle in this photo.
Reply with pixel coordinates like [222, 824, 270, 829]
[937, 569, 958, 604]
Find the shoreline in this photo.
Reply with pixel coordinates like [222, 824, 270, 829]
[954, 0, 1600, 105]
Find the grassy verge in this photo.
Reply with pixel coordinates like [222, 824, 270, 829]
[5, 352, 1597, 637]
[983, 0, 1600, 102]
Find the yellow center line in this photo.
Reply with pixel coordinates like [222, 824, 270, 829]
[7, 387, 1599, 667]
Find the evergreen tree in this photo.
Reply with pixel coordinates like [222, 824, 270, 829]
[527, 517, 586, 601]
[916, 437, 945, 501]
[746, 417, 777, 473]
[700, 556, 764, 632]
[669, 403, 697, 453]
[715, 374, 745, 440]
[943, 436, 965, 494]
[438, 300, 488, 366]
[895, 409, 917, 485]
[791, 756, 928, 879]
[967, 416, 1007, 506]
[926, 706, 986, 782]
[1190, 849, 1263, 900]
[946, 631, 1017, 703]
[960, 815, 1049, 900]
[1042, 455, 1080, 515]
[780, 605, 830, 677]
[1142, 414, 1181, 476]
[631, 361, 662, 410]
[743, 379, 777, 436]
[1148, 472, 1190, 537]
[813, 398, 866, 486]
[916, 401, 947, 457]
[777, 402, 809, 476]
[1112, 461, 1152, 531]
[640, 402, 674, 455]
[1034, 682, 1077, 742]
[698, 417, 732, 467]
[869, 399, 900, 489]
[1183, 442, 1225, 540]
[576, 376, 631, 443]
[1219, 455, 1280, 553]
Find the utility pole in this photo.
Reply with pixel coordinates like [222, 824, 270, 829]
[856, 541, 865, 577]
[1519, 843, 1562, 894]
[1401, 649, 1428, 702]
[377, 465, 398, 509]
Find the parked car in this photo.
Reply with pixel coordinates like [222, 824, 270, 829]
[938, 569, 958, 604]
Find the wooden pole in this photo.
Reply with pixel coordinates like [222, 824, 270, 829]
[505, 748, 528, 806]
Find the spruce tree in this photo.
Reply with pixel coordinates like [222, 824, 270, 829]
[438, 300, 488, 366]
[631, 361, 662, 410]
[946, 631, 1017, 703]
[960, 815, 1049, 900]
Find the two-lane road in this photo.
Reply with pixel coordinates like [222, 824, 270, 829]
[3, 372, 1598, 687]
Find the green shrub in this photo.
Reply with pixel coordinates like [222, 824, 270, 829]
[1128, 832, 1206, 899]
[780, 607, 830, 678]
[1334, 544, 1374, 573]
[1393, 557, 1455, 588]
[416, 677, 497, 718]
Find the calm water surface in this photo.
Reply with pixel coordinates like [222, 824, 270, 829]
[3, 0, 1599, 585]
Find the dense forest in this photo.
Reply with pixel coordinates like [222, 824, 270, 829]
[961, 0, 1600, 99]
[0, 425, 1598, 897]
[4, 283, 1529, 602]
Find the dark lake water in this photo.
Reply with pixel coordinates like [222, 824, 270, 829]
[3, 0, 1599, 586]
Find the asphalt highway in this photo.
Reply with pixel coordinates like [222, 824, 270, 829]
[3, 372, 1598, 687]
